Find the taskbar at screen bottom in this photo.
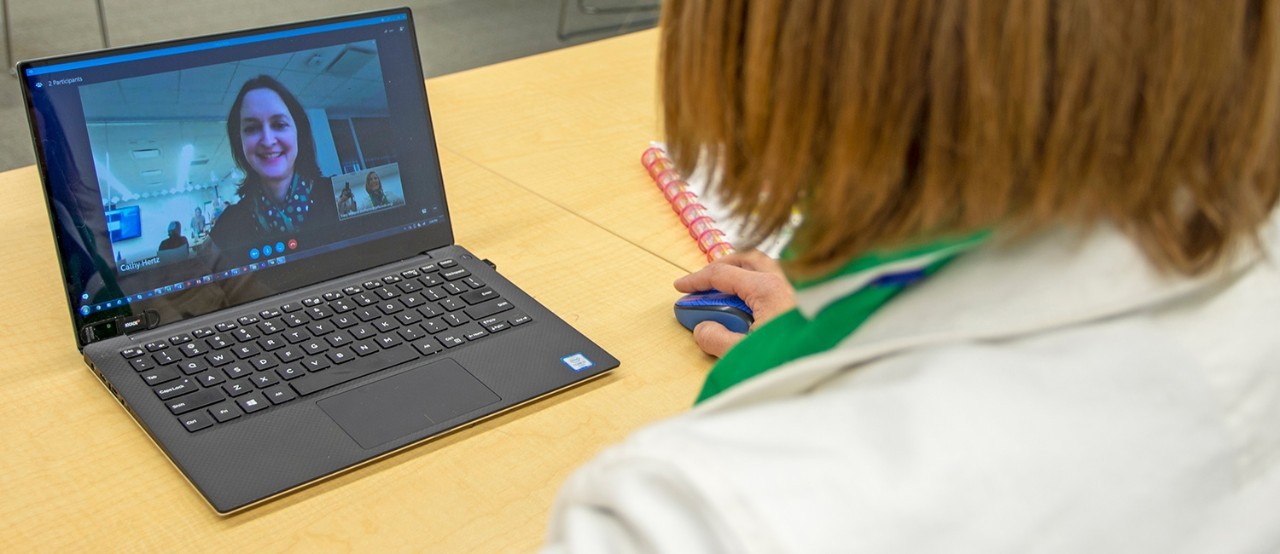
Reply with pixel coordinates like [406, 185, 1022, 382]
[79, 216, 444, 318]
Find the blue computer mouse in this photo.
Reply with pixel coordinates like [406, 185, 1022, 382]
[674, 290, 755, 334]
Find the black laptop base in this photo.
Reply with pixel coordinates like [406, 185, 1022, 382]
[84, 245, 617, 514]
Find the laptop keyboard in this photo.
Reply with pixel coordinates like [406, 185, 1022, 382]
[116, 259, 532, 433]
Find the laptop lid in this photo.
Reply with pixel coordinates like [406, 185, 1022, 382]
[19, 8, 453, 349]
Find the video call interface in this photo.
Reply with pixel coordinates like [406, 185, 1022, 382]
[26, 13, 447, 330]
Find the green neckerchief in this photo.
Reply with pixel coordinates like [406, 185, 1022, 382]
[694, 231, 989, 405]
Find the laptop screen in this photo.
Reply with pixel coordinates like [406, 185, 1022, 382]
[20, 9, 454, 346]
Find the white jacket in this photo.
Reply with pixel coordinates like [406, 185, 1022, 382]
[544, 218, 1280, 553]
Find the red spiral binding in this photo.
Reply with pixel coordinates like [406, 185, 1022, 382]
[641, 146, 734, 262]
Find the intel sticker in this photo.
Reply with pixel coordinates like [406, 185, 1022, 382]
[561, 353, 594, 372]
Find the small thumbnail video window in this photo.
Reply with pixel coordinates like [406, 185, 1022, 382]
[333, 163, 405, 220]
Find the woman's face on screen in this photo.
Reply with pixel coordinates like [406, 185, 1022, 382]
[239, 88, 298, 187]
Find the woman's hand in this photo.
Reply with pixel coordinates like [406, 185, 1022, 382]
[673, 250, 796, 358]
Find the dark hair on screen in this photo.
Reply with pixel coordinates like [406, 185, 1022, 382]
[225, 75, 321, 197]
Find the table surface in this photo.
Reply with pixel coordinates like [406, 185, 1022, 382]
[428, 30, 712, 275]
[0, 28, 713, 551]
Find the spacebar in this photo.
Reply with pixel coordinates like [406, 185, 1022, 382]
[290, 346, 419, 396]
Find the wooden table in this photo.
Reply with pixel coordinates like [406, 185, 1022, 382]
[429, 29, 712, 274]
[0, 29, 712, 551]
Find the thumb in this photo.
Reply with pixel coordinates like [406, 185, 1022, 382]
[693, 321, 745, 358]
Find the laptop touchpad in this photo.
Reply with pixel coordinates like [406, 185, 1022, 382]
[317, 359, 501, 449]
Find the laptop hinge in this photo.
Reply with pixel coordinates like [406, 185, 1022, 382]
[80, 310, 160, 345]
[418, 246, 496, 271]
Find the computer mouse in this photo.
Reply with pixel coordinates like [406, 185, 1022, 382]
[674, 290, 755, 334]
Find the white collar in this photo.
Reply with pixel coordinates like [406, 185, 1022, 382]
[794, 237, 985, 319]
[843, 223, 1266, 349]
[695, 217, 1277, 413]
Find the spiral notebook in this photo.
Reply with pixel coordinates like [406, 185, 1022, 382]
[640, 143, 789, 261]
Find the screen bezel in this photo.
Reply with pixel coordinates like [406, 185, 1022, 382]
[18, 7, 455, 349]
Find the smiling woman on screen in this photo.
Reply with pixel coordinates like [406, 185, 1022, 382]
[210, 75, 335, 259]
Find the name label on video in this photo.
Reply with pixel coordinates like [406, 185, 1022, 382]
[119, 256, 160, 274]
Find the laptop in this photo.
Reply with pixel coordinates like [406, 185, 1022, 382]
[18, 8, 618, 514]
